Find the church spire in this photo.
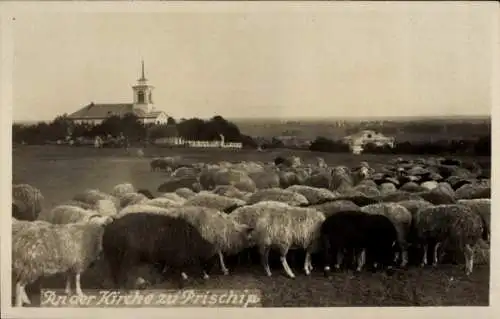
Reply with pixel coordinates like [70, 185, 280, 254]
[139, 59, 147, 81]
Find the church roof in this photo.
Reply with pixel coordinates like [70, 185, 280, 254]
[68, 103, 164, 120]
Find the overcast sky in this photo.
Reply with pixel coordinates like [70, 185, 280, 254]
[9, 2, 496, 121]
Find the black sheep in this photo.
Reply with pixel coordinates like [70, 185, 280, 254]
[102, 213, 218, 288]
[320, 210, 398, 276]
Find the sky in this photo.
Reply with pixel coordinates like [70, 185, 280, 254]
[8, 2, 497, 122]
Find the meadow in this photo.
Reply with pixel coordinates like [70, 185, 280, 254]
[12, 145, 490, 307]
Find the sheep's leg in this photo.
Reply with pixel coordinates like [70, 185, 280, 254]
[394, 251, 400, 264]
[420, 244, 428, 267]
[355, 249, 366, 272]
[464, 244, 474, 276]
[15, 282, 23, 307]
[304, 251, 312, 276]
[259, 245, 272, 277]
[65, 273, 72, 295]
[218, 251, 229, 275]
[75, 272, 84, 297]
[401, 247, 409, 267]
[432, 243, 441, 266]
[280, 249, 296, 279]
[21, 284, 31, 305]
[335, 250, 344, 270]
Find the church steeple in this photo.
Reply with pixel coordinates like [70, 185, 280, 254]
[139, 59, 147, 81]
[132, 59, 155, 113]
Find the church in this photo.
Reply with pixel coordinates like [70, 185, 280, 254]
[67, 61, 169, 125]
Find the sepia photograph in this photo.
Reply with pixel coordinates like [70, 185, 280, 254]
[0, 0, 497, 317]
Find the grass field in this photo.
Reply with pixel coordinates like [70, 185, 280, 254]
[11, 145, 490, 307]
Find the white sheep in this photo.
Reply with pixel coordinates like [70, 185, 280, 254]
[246, 188, 309, 206]
[59, 199, 118, 217]
[158, 192, 187, 204]
[174, 188, 197, 200]
[183, 193, 246, 211]
[38, 205, 113, 226]
[73, 189, 120, 210]
[111, 183, 135, 198]
[230, 201, 325, 278]
[144, 197, 183, 209]
[12, 220, 105, 306]
[118, 192, 149, 208]
[285, 185, 339, 205]
[12, 184, 44, 221]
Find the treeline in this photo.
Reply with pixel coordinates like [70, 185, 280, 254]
[308, 135, 491, 156]
[13, 114, 490, 156]
[12, 114, 257, 148]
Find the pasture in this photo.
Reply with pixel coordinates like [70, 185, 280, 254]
[12, 145, 490, 307]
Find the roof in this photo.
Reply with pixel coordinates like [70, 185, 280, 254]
[343, 130, 393, 141]
[68, 103, 165, 120]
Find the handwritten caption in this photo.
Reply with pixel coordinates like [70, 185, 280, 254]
[40, 289, 262, 308]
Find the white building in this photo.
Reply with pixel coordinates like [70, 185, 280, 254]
[342, 130, 395, 154]
[68, 61, 169, 125]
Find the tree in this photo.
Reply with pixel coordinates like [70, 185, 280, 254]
[167, 117, 176, 125]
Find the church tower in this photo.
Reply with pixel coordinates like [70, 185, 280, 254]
[132, 60, 155, 113]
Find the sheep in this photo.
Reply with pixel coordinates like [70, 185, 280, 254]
[455, 183, 491, 200]
[400, 182, 427, 193]
[304, 172, 332, 190]
[352, 184, 381, 198]
[410, 204, 485, 275]
[397, 200, 435, 219]
[59, 199, 118, 218]
[38, 205, 113, 226]
[248, 171, 281, 189]
[417, 187, 456, 205]
[306, 199, 361, 217]
[12, 220, 105, 306]
[381, 191, 425, 203]
[329, 166, 354, 191]
[117, 204, 174, 218]
[157, 176, 200, 193]
[212, 185, 249, 201]
[183, 193, 246, 211]
[73, 189, 120, 211]
[321, 210, 398, 275]
[379, 183, 397, 195]
[457, 199, 490, 242]
[278, 171, 304, 188]
[144, 197, 183, 209]
[118, 192, 149, 208]
[136, 188, 155, 199]
[420, 181, 438, 191]
[158, 192, 187, 204]
[200, 168, 256, 193]
[246, 188, 309, 206]
[285, 185, 339, 204]
[150, 158, 171, 172]
[360, 203, 413, 267]
[175, 188, 197, 199]
[111, 183, 135, 198]
[102, 213, 219, 288]
[12, 184, 44, 221]
[247, 201, 326, 278]
[117, 205, 253, 276]
[172, 167, 198, 178]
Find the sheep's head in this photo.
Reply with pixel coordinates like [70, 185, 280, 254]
[231, 223, 255, 251]
[89, 215, 114, 226]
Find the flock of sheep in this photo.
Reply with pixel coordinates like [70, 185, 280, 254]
[12, 154, 490, 307]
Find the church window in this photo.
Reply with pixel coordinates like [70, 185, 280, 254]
[138, 91, 145, 104]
